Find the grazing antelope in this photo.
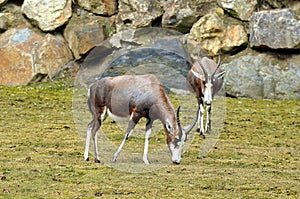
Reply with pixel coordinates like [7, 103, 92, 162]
[186, 49, 225, 135]
[84, 74, 198, 164]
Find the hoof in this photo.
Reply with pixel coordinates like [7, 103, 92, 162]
[199, 133, 206, 139]
[143, 160, 150, 165]
[94, 158, 101, 163]
[84, 157, 89, 161]
[196, 128, 200, 132]
[112, 156, 117, 163]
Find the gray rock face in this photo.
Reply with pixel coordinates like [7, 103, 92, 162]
[21, 0, 72, 31]
[78, 28, 190, 91]
[224, 50, 300, 99]
[250, 9, 300, 49]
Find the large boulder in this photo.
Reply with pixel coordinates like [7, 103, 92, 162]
[0, 13, 9, 32]
[0, 28, 73, 86]
[64, 13, 115, 60]
[77, 0, 117, 16]
[77, 28, 189, 89]
[189, 8, 248, 55]
[0, 3, 32, 30]
[162, 0, 217, 33]
[0, 0, 8, 7]
[217, 0, 257, 21]
[223, 49, 300, 99]
[21, 0, 72, 32]
[116, 0, 163, 32]
[249, 9, 300, 49]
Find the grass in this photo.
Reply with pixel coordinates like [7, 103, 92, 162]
[0, 79, 299, 198]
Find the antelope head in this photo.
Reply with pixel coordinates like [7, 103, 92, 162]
[191, 49, 225, 105]
[166, 106, 199, 164]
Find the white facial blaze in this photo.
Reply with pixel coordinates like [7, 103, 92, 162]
[169, 132, 187, 164]
[169, 143, 181, 164]
[204, 82, 213, 105]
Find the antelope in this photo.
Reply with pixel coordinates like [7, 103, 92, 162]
[84, 74, 198, 164]
[186, 48, 225, 135]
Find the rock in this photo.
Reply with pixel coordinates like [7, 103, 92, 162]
[223, 49, 300, 99]
[249, 9, 300, 49]
[217, 0, 257, 21]
[21, 0, 72, 32]
[34, 34, 73, 79]
[0, 0, 8, 7]
[286, 1, 300, 18]
[78, 28, 190, 90]
[64, 14, 115, 60]
[116, 0, 163, 32]
[189, 9, 248, 55]
[0, 28, 73, 86]
[162, 0, 217, 33]
[77, 0, 117, 16]
[259, 0, 284, 10]
[0, 14, 9, 32]
[0, 3, 32, 29]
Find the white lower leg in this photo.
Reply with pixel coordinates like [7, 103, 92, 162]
[94, 130, 100, 161]
[84, 126, 92, 161]
[143, 128, 151, 164]
[205, 105, 211, 133]
[200, 104, 205, 133]
[112, 129, 133, 162]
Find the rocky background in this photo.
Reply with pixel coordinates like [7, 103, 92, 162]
[0, 0, 299, 99]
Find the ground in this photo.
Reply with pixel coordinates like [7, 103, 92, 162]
[0, 79, 299, 198]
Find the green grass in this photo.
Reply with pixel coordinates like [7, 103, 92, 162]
[0, 79, 299, 198]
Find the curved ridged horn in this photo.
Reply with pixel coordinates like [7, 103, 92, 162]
[176, 106, 181, 130]
[176, 106, 182, 136]
[197, 45, 208, 81]
[212, 51, 222, 77]
[184, 107, 200, 134]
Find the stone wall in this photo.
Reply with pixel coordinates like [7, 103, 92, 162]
[0, 0, 299, 99]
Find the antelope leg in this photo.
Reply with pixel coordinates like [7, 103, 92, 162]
[143, 119, 153, 164]
[198, 104, 205, 135]
[112, 116, 137, 163]
[84, 124, 92, 161]
[205, 105, 211, 134]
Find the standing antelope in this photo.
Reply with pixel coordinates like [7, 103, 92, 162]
[84, 74, 198, 164]
[186, 49, 225, 135]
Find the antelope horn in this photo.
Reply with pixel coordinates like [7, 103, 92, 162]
[184, 107, 200, 135]
[176, 106, 181, 131]
[197, 45, 208, 81]
[176, 106, 182, 137]
[212, 50, 222, 77]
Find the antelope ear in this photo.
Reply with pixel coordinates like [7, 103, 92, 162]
[191, 70, 204, 81]
[215, 71, 226, 80]
[166, 119, 174, 134]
